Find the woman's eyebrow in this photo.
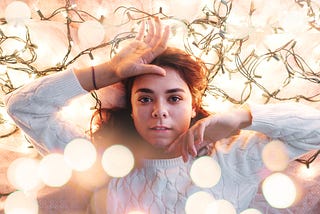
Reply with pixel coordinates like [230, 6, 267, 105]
[135, 88, 186, 94]
[166, 88, 186, 94]
[134, 88, 154, 94]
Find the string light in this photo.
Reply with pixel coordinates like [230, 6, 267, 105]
[0, 0, 319, 212]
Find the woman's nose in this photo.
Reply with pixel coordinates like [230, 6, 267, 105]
[152, 102, 168, 118]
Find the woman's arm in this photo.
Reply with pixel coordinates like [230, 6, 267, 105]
[168, 102, 320, 162]
[246, 102, 320, 159]
[4, 69, 88, 154]
[4, 17, 170, 154]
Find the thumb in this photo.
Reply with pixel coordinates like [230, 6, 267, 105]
[135, 64, 166, 76]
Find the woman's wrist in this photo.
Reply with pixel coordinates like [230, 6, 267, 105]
[238, 104, 252, 129]
[74, 61, 118, 91]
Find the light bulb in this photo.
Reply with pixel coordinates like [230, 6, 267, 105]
[5, 1, 31, 25]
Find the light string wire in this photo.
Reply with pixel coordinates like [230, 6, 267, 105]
[0, 0, 318, 168]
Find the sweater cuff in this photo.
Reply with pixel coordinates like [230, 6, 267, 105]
[49, 68, 88, 101]
[243, 103, 281, 134]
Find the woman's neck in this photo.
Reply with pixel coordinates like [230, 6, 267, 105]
[134, 140, 180, 160]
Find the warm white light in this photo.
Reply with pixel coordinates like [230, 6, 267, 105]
[7, 69, 31, 88]
[4, 191, 38, 214]
[190, 156, 221, 188]
[202, 94, 233, 113]
[262, 173, 296, 209]
[152, 0, 170, 14]
[7, 157, 43, 192]
[0, 64, 7, 74]
[298, 164, 318, 180]
[205, 199, 236, 214]
[38, 153, 72, 187]
[78, 20, 105, 49]
[263, 33, 293, 51]
[5, 1, 31, 25]
[64, 138, 97, 171]
[58, 94, 95, 131]
[101, 145, 135, 177]
[128, 211, 145, 214]
[226, 13, 251, 39]
[262, 140, 289, 172]
[69, 4, 77, 9]
[185, 191, 215, 214]
[240, 208, 263, 214]
[96, 7, 108, 18]
[89, 57, 103, 66]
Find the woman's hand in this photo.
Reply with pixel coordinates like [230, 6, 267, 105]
[108, 17, 170, 81]
[75, 17, 170, 91]
[167, 107, 252, 162]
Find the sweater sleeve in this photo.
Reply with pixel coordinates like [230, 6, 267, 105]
[4, 69, 89, 155]
[246, 102, 320, 159]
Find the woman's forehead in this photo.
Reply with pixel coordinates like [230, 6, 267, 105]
[132, 67, 188, 89]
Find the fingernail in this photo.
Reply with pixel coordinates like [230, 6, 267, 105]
[192, 148, 197, 157]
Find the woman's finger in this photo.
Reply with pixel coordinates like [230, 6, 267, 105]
[135, 20, 146, 41]
[143, 18, 154, 44]
[152, 25, 170, 56]
[182, 134, 189, 162]
[149, 16, 162, 47]
[187, 130, 197, 158]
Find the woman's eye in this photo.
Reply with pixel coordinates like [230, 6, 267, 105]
[169, 96, 182, 103]
[138, 97, 152, 103]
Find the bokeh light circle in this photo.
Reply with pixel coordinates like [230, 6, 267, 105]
[240, 208, 262, 214]
[185, 191, 215, 214]
[205, 199, 236, 214]
[7, 157, 43, 192]
[128, 211, 145, 214]
[64, 138, 97, 171]
[4, 191, 38, 214]
[38, 153, 72, 187]
[262, 140, 289, 171]
[5, 1, 31, 25]
[78, 20, 105, 49]
[101, 144, 134, 177]
[190, 156, 221, 188]
[262, 172, 296, 208]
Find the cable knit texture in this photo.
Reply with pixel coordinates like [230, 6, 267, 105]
[4, 69, 320, 213]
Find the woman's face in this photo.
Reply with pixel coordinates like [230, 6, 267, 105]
[130, 67, 196, 150]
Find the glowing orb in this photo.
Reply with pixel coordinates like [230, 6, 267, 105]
[185, 191, 215, 214]
[128, 211, 145, 214]
[64, 138, 97, 171]
[78, 20, 105, 49]
[240, 208, 262, 214]
[38, 153, 72, 187]
[262, 140, 289, 171]
[101, 145, 134, 177]
[4, 191, 38, 214]
[262, 173, 296, 208]
[190, 156, 221, 188]
[7, 157, 43, 192]
[5, 1, 31, 25]
[206, 199, 236, 214]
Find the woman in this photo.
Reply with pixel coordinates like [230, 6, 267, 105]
[5, 18, 320, 213]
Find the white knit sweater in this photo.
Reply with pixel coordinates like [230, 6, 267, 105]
[4, 69, 320, 214]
